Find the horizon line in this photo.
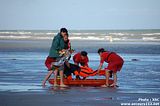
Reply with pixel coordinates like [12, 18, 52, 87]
[0, 28, 160, 31]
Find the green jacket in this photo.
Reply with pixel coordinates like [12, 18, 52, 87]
[49, 33, 65, 58]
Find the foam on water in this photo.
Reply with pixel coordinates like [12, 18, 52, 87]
[141, 33, 160, 36]
[0, 30, 160, 41]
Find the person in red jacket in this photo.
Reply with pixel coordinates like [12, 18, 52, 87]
[97, 48, 124, 87]
[73, 51, 89, 67]
[73, 51, 89, 79]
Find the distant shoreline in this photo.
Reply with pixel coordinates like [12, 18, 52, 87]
[0, 39, 160, 54]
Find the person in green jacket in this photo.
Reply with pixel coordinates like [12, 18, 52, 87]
[42, 28, 68, 87]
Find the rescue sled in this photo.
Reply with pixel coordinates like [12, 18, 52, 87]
[49, 79, 113, 87]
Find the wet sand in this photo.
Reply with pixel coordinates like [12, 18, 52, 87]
[0, 39, 160, 54]
[0, 89, 160, 106]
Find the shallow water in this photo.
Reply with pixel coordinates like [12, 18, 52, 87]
[0, 51, 160, 94]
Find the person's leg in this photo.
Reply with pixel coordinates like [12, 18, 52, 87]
[64, 62, 72, 79]
[101, 69, 110, 87]
[74, 70, 80, 80]
[110, 61, 122, 87]
[59, 71, 64, 85]
[109, 70, 113, 78]
[73, 65, 81, 80]
[70, 63, 80, 80]
[42, 70, 53, 86]
[110, 72, 117, 87]
[113, 72, 117, 85]
[43, 56, 56, 86]
[110, 61, 123, 87]
[59, 70, 67, 87]
[54, 69, 58, 86]
[105, 70, 110, 86]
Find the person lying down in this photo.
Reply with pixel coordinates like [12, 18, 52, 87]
[63, 63, 112, 80]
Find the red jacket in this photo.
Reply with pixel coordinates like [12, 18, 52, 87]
[73, 53, 89, 66]
[100, 51, 123, 64]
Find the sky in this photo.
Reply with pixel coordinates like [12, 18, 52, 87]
[0, 0, 160, 30]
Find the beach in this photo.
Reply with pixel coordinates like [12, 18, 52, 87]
[1, 90, 159, 106]
[0, 30, 160, 106]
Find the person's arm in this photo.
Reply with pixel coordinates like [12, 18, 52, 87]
[74, 62, 79, 66]
[97, 63, 103, 71]
[85, 57, 89, 67]
[97, 57, 104, 74]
